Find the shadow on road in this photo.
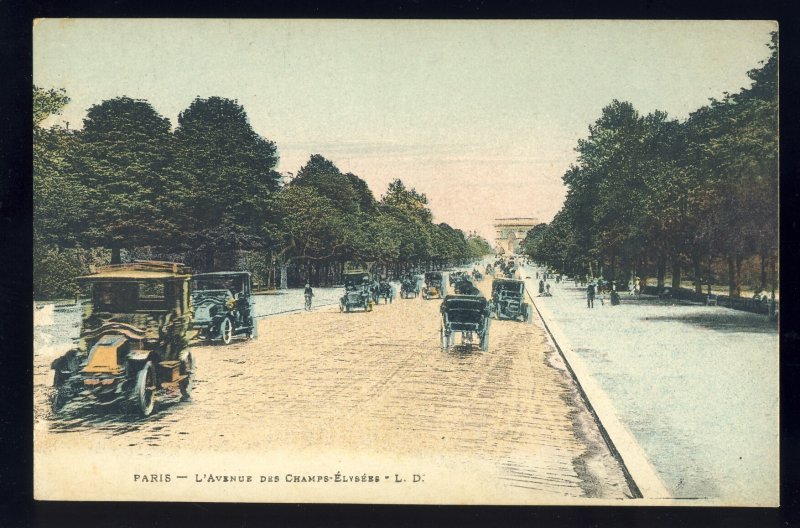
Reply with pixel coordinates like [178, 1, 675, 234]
[642, 312, 777, 334]
[49, 392, 187, 442]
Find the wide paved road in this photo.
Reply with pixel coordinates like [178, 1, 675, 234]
[34, 277, 633, 501]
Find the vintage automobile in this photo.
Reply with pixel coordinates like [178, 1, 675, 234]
[400, 276, 420, 299]
[191, 271, 256, 345]
[423, 271, 445, 300]
[440, 294, 491, 351]
[449, 271, 468, 286]
[453, 277, 481, 296]
[50, 261, 194, 417]
[377, 280, 395, 304]
[340, 271, 373, 312]
[490, 278, 532, 322]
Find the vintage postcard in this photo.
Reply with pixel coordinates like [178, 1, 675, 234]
[33, 19, 779, 506]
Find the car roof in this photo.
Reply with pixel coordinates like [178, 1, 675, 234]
[78, 261, 192, 281]
[193, 271, 251, 278]
[494, 278, 523, 284]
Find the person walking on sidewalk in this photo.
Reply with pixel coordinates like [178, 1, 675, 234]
[587, 281, 595, 308]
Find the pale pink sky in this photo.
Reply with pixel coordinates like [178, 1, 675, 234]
[34, 19, 775, 240]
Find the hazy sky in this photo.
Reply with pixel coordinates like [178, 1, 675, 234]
[33, 19, 775, 241]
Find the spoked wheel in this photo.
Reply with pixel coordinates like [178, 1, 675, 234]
[179, 352, 194, 400]
[480, 332, 489, 351]
[220, 317, 233, 345]
[51, 371, 70, 413]
[133, 361, 157, 417]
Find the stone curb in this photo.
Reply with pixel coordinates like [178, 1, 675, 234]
[524, 281, 671, 500]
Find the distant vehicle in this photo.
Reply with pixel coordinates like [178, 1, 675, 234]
[192, 271, 256, 344]
[423, 271, 445, 300]
[340, 271, 373, 312]
[440, 294, 491, 351]
[50, 261, 194, 417]
[400, 276, 419, 299]
[490, 278, 532, 322]
[449, 271, 468, 286]
[377, 280, 395, 304]
[454, 277, 480, 296]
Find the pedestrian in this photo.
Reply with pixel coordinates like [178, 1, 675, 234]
[536, 271, 539, 279]
[586, 282, 595, 308]
[539, 279, 545, 294]
[545, 283, 551, 296]
[304, 283, 314, 311]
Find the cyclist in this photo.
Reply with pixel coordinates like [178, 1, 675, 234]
[304, 283, 314, 311]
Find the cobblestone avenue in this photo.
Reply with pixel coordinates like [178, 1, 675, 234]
[34, 281, 633, 499]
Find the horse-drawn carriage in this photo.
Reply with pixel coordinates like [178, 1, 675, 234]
[50, 261, 194, 417]
[423, 271, 445, 300]
[440, 294, 491, 351]
[490, 278, 532, 322]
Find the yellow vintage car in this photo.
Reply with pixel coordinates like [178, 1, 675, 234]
[50, 261, 194, 417]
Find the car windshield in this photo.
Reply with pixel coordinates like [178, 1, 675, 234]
[193, 277, 244, 293]
[496, 282, 523, 294]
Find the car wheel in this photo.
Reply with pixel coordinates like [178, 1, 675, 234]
[179, 352, 193, 400]
[133, 361, 157, 417]
[51, 371, 69, 413]
[220, 317, 233, 345]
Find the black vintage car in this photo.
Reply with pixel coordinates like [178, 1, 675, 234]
[400, 276, 420, 299]
[192, 272, 257, 344]
[340, 271, 373, 312]
[50, 261, 195, 417]
[453, 277, 481, 296]
[440, 294, 491, 351]
[423, 271, 445, 300]
[490, 278, 532, 322]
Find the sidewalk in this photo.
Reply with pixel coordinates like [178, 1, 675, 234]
[523, 266, 779, 506]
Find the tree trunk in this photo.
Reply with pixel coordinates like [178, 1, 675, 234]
[727, 255, 738, 297]
[760, 252, 768, 290]
[656, 256, 667, 290]
[670, 253, 681, 291]
[693, 259, 703, 294]
[279, 260, 289, 290]
[111, 247, 122, 265]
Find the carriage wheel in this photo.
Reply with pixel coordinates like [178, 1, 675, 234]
[480, 332, 489, 351]
[440, 326, 450, 351]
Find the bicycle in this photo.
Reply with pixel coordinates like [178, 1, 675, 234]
[304, 294, 313, 311]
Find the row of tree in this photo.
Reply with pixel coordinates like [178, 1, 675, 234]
[34, 92, 492, 298]
[522, 33, 778, 297]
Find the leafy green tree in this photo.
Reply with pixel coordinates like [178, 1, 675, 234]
[173, 96, 281, 268]
[73, 96, 178, 263]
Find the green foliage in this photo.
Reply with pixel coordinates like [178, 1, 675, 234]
[33, 243, 110, 299]
[528, 33, 778, 294]
[174, 96, 281, 252]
